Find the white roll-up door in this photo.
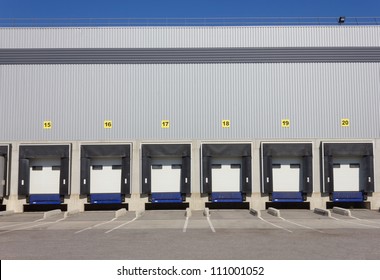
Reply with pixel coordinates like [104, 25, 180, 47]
[212, 157, 241, 192]
[90, 157, 122, 194]
[29, 158, 61, 194]
[151, 158, 181, 193]
[272, 157, 302, 192]
[333, 157, 362, 192]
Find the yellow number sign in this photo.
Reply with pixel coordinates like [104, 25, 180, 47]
[43, 121, 52, 129]
[222, 120, 230, 128]
[341, 119, 350, 127]
[281, 119, 290, 128]
[161, 120, 170, 128]
[104, 120, 112, 129]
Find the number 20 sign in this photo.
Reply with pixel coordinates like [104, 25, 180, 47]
[341, 119, 350, 127]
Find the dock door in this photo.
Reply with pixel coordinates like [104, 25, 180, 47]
[142, 144, 190, 210]
[18, 144, 70, 211]
[322, 142, 374, 209]
[261, 142, 313, 209]
[80, 144, 130, 211]
[202, 143, 251, 209]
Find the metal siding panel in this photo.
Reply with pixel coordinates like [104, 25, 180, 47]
[1, 26, 380, 49]
[0, 63, 379, 140]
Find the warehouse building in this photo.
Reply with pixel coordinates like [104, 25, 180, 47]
[0, 20, 380, 212]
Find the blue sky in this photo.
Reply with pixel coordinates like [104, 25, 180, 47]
[0, 0, 379, 18]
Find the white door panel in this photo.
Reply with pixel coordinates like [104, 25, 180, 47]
[90, 157, 122, 194]
[272, 157, 302, 192]
[151, 158, 181, 193]
[212, 157, 241, 192]
[333, 157, 361, 192]
[29, 158, 61, 194]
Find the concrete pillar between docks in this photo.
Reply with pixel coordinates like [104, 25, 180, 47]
[5, 143, 24, 213]
[67, 141, 82, 212]
[127, 141, 146, 212]
[189, 140, 203, 210]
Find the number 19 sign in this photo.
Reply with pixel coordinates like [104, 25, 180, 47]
[281, 119, 290, 128]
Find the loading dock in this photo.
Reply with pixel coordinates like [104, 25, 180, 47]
[18, 144, 70, 211]
[142, 144, 190, 210]
[322, 142, 374, 209]
[0, 144, 10, 211]
[80, 144, 131, 211]
[202, 143, 251, 209]
[261, 142, 313, 209]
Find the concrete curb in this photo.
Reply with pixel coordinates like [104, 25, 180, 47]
[332, 207, 351, 217]
[249, 208, 261, 218]
[203, 207, 210, 217]
[0, 210, 14, 216]
[185, 207, 192, 218]
[314, 208, 331, 217]
[267, 207, 281, 217]
[43, 209, 62, 219]
[115, 208, 127, 219]
[64, 209, 80, 219]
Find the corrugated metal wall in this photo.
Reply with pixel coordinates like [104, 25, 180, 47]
[1, 63, 379, 141]
[0, 26, 380, 49]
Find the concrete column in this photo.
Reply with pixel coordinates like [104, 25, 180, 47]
[66, 141, 82, 212]
[309, 139, 323, 209]
[250, 192, 265, 211]
[312, 139, 321, 194]
[252, 140, 265, 210]
[5, 142, 24, 212]
[189, 140, 204, 210]
[128, 140, 146, 212]
[370, 139, 380, 209]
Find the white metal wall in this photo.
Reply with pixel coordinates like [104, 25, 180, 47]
[0, 26, 379, 48]
[0, 63, 379, 140]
